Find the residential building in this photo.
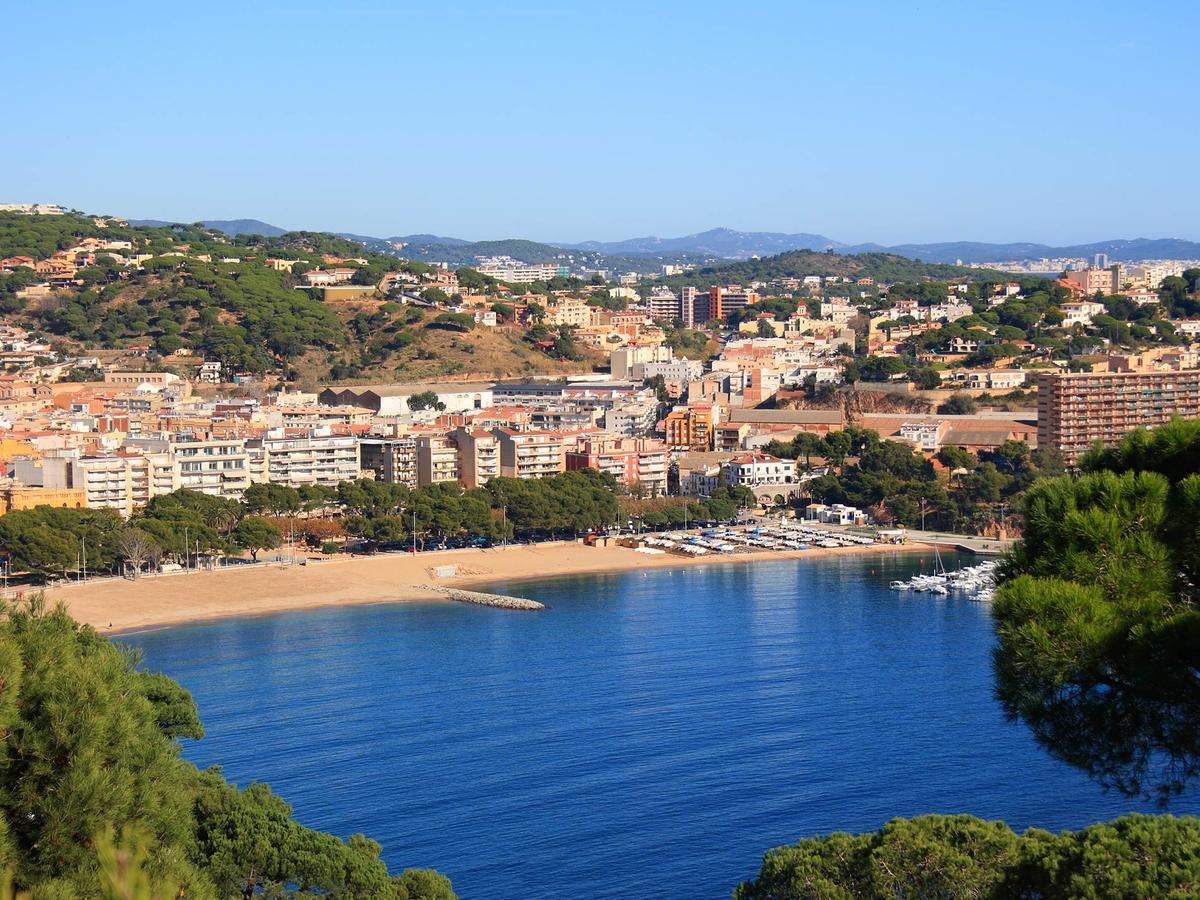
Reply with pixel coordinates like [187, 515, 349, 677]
[681, 286, 710, 325]
[1060, 300, 1107, 327]
[721, 452, 797, 487]
[548, 298, 591, 328]
[359, 436, 418, 487]
[493, 428, 567, 478]
[565, 435, 670, 495]
[646, 288, 681, 322]
[1036, 369, 1200, 462]
[249, 431, 360, 488]
[1063, 265, 1119, 296]
[899, 421, 946, 452]
[709, 286, 757, 320]
[415, 435, 460, 485]
[162, 437, 254, 497]
[663, 404, 714, 452]
[451, 427, 500, 488]
[610, 345, 673, 380]
[604, 396, 659, 437]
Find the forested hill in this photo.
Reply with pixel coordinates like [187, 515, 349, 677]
[0, 212, 604, 384]
[653, 248, 999, 289]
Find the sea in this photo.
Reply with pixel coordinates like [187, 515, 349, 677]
[121, 551, 1191, 899]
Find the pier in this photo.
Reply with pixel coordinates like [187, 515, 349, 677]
[418, 584, 546, 610]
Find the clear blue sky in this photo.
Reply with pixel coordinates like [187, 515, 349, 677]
[3, 1, 1197, 245]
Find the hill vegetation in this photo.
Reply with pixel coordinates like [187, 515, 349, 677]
[653, 248, 999, 290]
[0, 212, 600, 383]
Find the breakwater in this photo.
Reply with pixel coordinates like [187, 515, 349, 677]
[418, 584, 545, 610]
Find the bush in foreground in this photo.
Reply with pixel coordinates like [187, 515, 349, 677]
[734, 813, 1200, 898]
[0, 596, 454, 898]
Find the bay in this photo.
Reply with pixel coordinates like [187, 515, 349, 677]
[122, 551, 1188, 899]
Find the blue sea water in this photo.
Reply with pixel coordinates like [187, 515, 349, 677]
[122, 551, 1191, 899]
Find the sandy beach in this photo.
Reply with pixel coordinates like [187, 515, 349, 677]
[43, 539, 923, 634]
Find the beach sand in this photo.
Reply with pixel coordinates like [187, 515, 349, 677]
[43, 539, 922, 634]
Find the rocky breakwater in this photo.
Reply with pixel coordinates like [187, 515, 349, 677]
[418, 584, 546, 611]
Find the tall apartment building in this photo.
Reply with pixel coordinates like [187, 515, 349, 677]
[708, 286, 757, 321]
[359, 436, 418, 487]
[1036, 370, 1200, 462]
[681, 286, 710, 325]
[663, 404, 714, 452]
[248, 432, 360, 488]
[415, 435, 460, 485]
[451, 427, 500, 488]
[646, 289, 681, 322]
[565, 436, 670, 495]
[492, 428, 567, 478]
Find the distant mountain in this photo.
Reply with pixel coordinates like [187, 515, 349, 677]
[838, 238, 1200, 265]
[561, 227, 841, 258]
[130, 218, 288, 237]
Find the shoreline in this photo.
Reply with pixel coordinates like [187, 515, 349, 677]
[43, 539, 929, 636]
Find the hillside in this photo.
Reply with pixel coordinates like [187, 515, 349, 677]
[652, 248, 998, 289]
[0, 212, 601, 384]
[359, 236, 719, 275]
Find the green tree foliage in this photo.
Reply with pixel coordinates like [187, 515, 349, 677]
[242, 483, 302, 518]
[230, 517, 282, 561]
[735, 814, 1200, 899]
[429, 313, 474, 332]
[406, 390, 447, 412]
[0, 598, 455, 897]
[938, 392, 978, 415]
[995, 418, 1200, 802]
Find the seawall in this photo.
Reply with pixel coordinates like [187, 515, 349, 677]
[418, 584, 546, 611]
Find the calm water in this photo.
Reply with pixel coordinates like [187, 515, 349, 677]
[123, 552, 1187, 899]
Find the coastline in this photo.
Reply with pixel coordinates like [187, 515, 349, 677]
[43, 539, 927, 635]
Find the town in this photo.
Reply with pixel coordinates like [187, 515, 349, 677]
[0, 204, 1197, 563]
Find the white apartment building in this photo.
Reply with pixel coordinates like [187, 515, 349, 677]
[610, 344, 673, 380]
[898, 421, 945, 452]
[646, 288, 681, 321]
[1061, 301, 1107, 327]
[721, 453, 797, 487]
[604, 397, 659, 437]
[248, 431, 360, 488]
[942, 369, 1028, 391]
[14, 437, 252, 516]
[819, 302, 857, 323]
[475, 260, 563, 283]
[637, 359, 703, 382]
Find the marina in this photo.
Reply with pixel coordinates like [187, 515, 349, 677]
[889, 556, 999, 601]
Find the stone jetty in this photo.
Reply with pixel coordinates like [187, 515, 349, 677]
[418, 584, 545, 610]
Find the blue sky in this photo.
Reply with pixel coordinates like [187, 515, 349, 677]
[3, 1, 1197, 244]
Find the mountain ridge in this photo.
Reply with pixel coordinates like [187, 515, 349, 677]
[125, 216, 1200, 265]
